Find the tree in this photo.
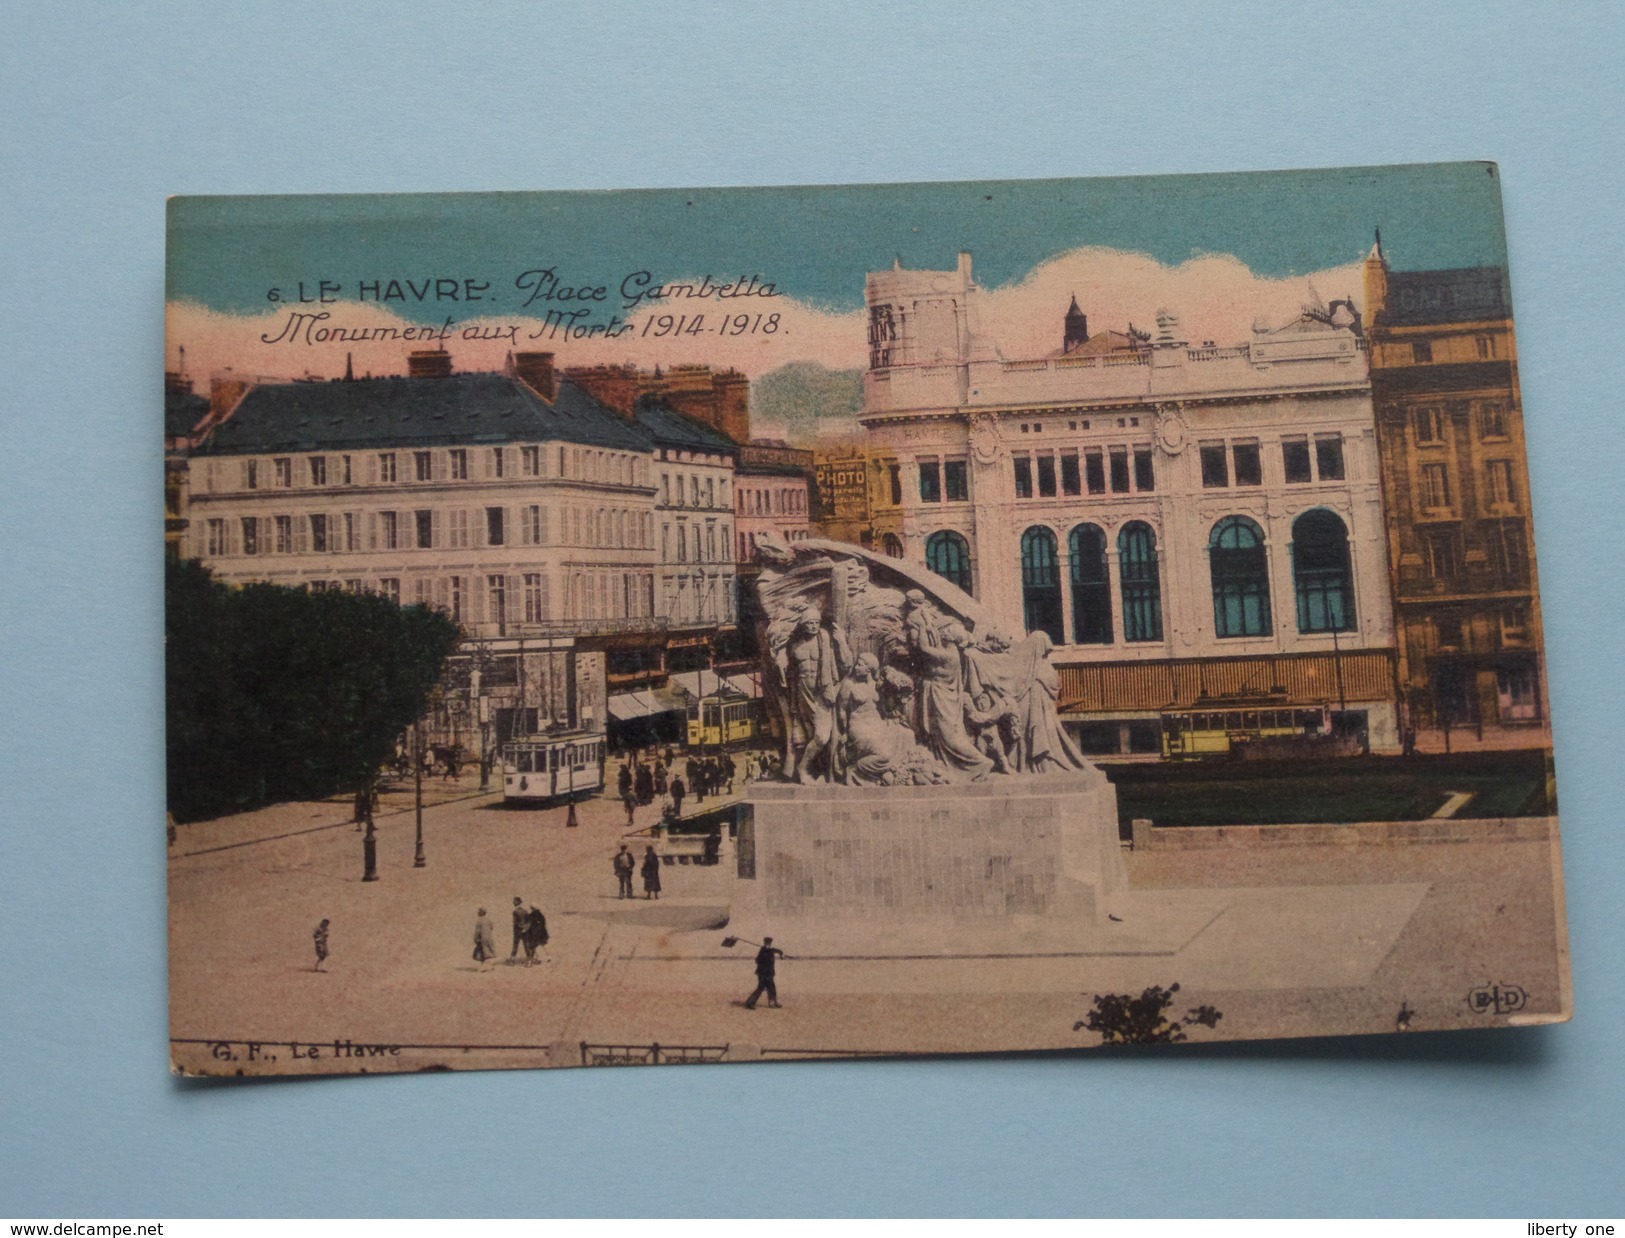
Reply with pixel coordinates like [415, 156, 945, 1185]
[1074, 983, 1223, 1046]
[166, 558, 461, 822]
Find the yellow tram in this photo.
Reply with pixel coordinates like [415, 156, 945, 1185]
[1160, 699, 1332, 759]
[501, 729, 607, 803]
[685, 693, 758, 749]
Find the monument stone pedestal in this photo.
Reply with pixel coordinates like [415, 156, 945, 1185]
[729, 770, 1128, 955]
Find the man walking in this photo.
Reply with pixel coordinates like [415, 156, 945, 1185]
[743, 936, 785, 1009]
[312, 919, 330, 972]
[669, 775, 686, 819]
[510, 896, 529, 962]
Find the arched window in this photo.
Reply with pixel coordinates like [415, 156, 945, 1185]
[882, 533, 904, 560]
[1021, 526, 1064, 643]
[1209, 516, 1272, 637]
[1068, 524, 1112, 644]
[926, 530, 973, 594]
[1292, 509, 1355, 633]
[1118, 521, 1163, 643]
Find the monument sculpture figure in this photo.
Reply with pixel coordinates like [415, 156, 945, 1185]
[753, 532, 1091, 786]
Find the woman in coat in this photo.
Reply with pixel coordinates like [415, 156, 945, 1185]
[641, 845, 663, 900]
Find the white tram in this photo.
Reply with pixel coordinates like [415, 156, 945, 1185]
[501, 730, 607, 804]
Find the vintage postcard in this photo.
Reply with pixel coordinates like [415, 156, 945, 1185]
[165, 163, 1569, 1077]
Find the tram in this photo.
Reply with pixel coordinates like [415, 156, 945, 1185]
[1159, 699, 1333, 760]
[501, 729, 607, 803]
[685, 693, 759, 749]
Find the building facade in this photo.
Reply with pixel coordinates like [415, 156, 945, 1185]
[1364, 242, 1547, 744]
[860, 254, 1400, 753]
[184, 351, 659, 748]
[637, 402, 739, 630]
[735, 440, 814, 561]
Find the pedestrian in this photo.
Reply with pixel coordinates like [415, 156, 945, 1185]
[669, 775, 686, 818]
[521, 904, 549, 964]
[635, 763, 653, 805]
[623, 789, 637, 828]
[473, 907, 496, 970]
[313, 919, 330, 972]
[641, 845, 662, 900]
[724, 753, 737, 794]
[743, 936, 785, 1009]
[654, 761, 668, 797]
[447, 750, 461, 781]
[613, 844, 636, 899]
[617, 762, 633, 801]
[510, 896, 529, 962]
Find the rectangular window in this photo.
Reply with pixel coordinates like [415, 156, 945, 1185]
[377, 453, 397, 483]
[1060, 452, 1081, 496]
[523, 573, 547, 623]
[274, 515, 292, 554]
[1421, 462, 1451, 509]
[919, 461, 942, 502]
[491, 448, 504, 479]
[1412, 340, 1433, 364]
[1477, 335, 1495, 360]
[344, 512, 358, 552]
[1415, 407, 1444, 443]
[1108, 448, 1130, 493]
[1084, 451, 1105, 495]
[1037, 454, 1058, 497]
[1231, 442, 1261, 487]
[522, 445, 540, 476]
[415, 509, 433, 549]
[376, 511, 396, 550]
[1200, 443, 1229, 488]
[487, 575, 507, 634]
[1487, 520, 1528, 580]
[448, 509, 469, 548]
[1480, 401, 1508, 438]
[943, 459, 968, 501]
[310, 513, 328, 553]
[345, 579, 364, 594]
[274, 457, 293, 488]
[449, 449, 467, 481]
[206, 519, 226, 555]
[308, 456, 327, 487]
[1013, 456, 1033, 498]
[1133, 448, 1155, 492]
[888, 464, 902, 506]
[1282, 438, 1312, 483]
[1487, 460, 1517, 505]
[1315, 436, 1346, 481]
[245, 460, 259, 490]
[379, 577, 401, 604]
[486, 507, 505, 546]
[523, 505, 541, 545]
[341, 455, 353, 486]
[1426, 529, 1461, 578]
[409, 451, 428, 482]
[706, 477, 715, 507]
[448, 576, 463, 622]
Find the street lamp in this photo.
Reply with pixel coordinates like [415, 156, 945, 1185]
[413, 721, 426, 868]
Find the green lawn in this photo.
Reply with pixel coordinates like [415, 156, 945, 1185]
[1103, 750, 1555, 828]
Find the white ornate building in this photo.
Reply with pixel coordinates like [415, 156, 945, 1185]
[860, 254, 1399, 753]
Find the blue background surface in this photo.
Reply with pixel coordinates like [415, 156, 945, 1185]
[2, 2, 1622, 1218]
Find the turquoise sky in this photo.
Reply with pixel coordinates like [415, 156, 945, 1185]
[168, 162, 1508, 321]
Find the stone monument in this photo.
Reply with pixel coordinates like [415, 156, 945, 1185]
[732, 534, 1127, 951]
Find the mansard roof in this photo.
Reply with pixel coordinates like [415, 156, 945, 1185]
[165, 384, 209, 441]
[1378, 266, 1510, 327]
[193, 372, 653, 456]
[633, 399, 741, 457]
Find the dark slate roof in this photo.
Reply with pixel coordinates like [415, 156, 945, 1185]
[1379, 266, 1510, 327]
[633, 400, 740, 455]
[193, 373, 653, 456]
[165, 385, 209, 440]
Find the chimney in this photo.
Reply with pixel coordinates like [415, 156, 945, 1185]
[560, 363, 637, 415]
[957, 251, 973, 285]
[407, 349, 453, 379]
[512, 351, 556, 401]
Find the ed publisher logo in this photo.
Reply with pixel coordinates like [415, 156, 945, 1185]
[1466, 982, 1528, 1016]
